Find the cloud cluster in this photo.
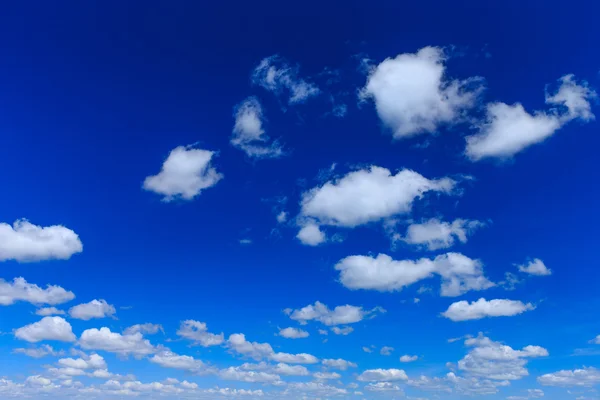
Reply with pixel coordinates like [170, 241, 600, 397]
[0, 277, 75, 306]
[284, 301, 384, 326]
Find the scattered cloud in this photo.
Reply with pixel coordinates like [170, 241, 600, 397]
[296, 222, 326, 246]
[278, 327, 309, 339]
[0, 277, 75, 306]
[442, 298, 535, 321]
[517, 259, 552, 276]
[227, 333, 318, 364]
[380, 346, 394, 356]
[331, 326, 354, 335]
[14, 344, 64, 358]
[123, 323, 163, 336]
[538, 367, 600, 387]
[285, 301, 384, 326]
[69, 299, 116, 320]
[400, 218, 484, 250]
[231, 97, 283, 158]
[15, 317, 76, 343]
[79, 327, 156, 357]
[321, 358, 357, 370]
[143, 145, 223, 201]
[400, 354, 418, 362]
[35, 307, 65, 316]
[176, 320, 224, 347]
[357, 368, 408, 382]
[150, 350, 204, 372]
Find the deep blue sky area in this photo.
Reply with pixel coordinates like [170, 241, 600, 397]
[0, 1, 599, 399]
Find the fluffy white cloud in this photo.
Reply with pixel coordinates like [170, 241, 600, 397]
[0, 219, 83, 262]
[465, 75, 596, 160]
[0, 277, 75, 306]
[205, 387, 265, 396]
[69, 299, 116, 320]
[14, 344, 63, 358]
[331, 326, 354, 335]
[300, 166, 455, 228]
[591, 335, 600, 345]
[176, 320, 224, 347]
[278, 327, 309, 339]
[336, 252, 494, 296]
[150, 350, 204, 371]
[270, 352, 318, 364]
[231, 97, 283, 158]
[357, 368, 408, 382]
[380, 346, 394, 356]
[517, 259, 552, 276]
[15, 317, 76, 343]
[58, 354, 107, 370]
[276, 211, 288, 223]
[400, 355, 418, 362]
[537, 367, 600, 387]
[218, 367, 280, 383]
[79, 327, 155, 357]
[322, 358, 357, 370]
[360, 46, 482, 138]
[273, 363, 309, 376]
[143, 145, 223, 201]
[285, 301, 384, 326]
[227, 333, 317, 364]
[123, 323, 163, 336]
[296, 223, 326, 246]
[314, 371, 341, 380]
[252, 55, 319, 104]
[364, 382, 402, 392]
[442, 298, 535, 321]
[458, 334, 548, 380]
[401, 218, 483, 250]
[35, 307, 65, 316]
[284, 382, 347, 397]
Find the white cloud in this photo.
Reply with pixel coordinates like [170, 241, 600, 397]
[231, 97, 283, 158]
[278, 327, 309, 339]
[322, 358, 357, 370]
[270, 352, 318, 364]
[296, 223, 326, 246]
[276, 211, 288, 223]
[205, 387, 264, 396]
[0, 277, 75, 306]
[360, 46, 483, 138]
[69, 299, 116, 320]
[335, 252, 494, 296]
[218, 367, 280, 383]
[537, 367, 600, 387]
[284, 382, 347, 397]
[318, 329, 328, 336]
[226, 333, 317, 364]
[380, 346, 394, 356]
[401, 218, 483, 250]
[25, 375, 53, 387]
[591, 335, 600, 345]
[0, 219, 83, 262]
[143, 145, 223, 201]
[14, 344, 63, 358]
[273, 363, 309, 376]
[314, 371, 341, 380]
[58, 354, 107, 370]
[15, 317, 76, 343]
[458, 333, 548, 380]
[176, 320, 224, 347]
[517, 259, 552, 276]
[79, 327, 155, 357]
[35, 307, 65, 316]
[364, 382, 402, 392]
[442, 298, 535, 321]
[465, 75, 596, 160]
[357, 368, 408, 382]
[331, 326, 354, 335]
[362, 346, 373, 353]
[300, 166, 455, 228]
[252, 55, 319, 104]
[150, 350, 204, 372]
[286, 301, 384, 326]
[400, 355, 418, 362]
[123, 323, 163, 336]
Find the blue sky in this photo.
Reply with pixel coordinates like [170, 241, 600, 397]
[1, 1, 599, 399]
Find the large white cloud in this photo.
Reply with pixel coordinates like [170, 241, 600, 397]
[458, 334, 548, 380]
[278, 327, 309, 339]
[231, 97, 283, 159]
[466, 75, 596, 160]
[442, 298, 535, 321]
[360, 46, 483, 138]
[0, 219, 82, 262]
[79, 327, 155, 357]
[321, 358, 357, 370]
[15, 317, 76, 343]
[300, 166, 456, 228]
[143, 145, 223, 201]
[284, 301, 384, 326]
[252, 55, 319, 104]
[357, 368, 408, 382]
[150, 350, 204, 372]
[517, 259, 552, 276]
[335, 252, 494, 296]
[69, 299, 116, 320]
[537, 367, 600, 387]
[0, 278, 74, 306]
[401, 218, 484, 250]
[176, 320, 224, 347]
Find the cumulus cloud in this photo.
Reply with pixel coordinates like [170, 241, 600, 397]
[401, 218, 484, 250]
[123, 323, 163, 336]
[273, 363, 309, 376]
[296, 222, 326, 246]
[218, 367, 280, 383]
[442, 298, 535, 321]
[321, 358, 357, 370]
[400, 355, 418, 362]
[252, 55, 319, 104]
[176, 320, 224, 347]
[278, 327, 309, 339]
[357, 368, 408, 382]
[517, 259, 552, 276]
[360, 46, 483, 138]
[590, 335, 600, 345]
[226, 333, 318, 364]
[300, 166, 455, 228]
[380, 346, 394, 356]
[69, 299, 116, 320]
[313, 371, 341, 380]
[58, 354, 107, 370]
[143, 145, 222, 201]
[285, 301, 384, 326]
[466, 75, 596, 160]
[331, 326, 354, 335]
[14, 344, 63, 358]
[0, 219, 83, 262]
[15, 317, 76, 343]
[150, 350, 204, 372]
[335, 252, 494, 296]
[35, 307, 65, 316]
[0, 277, 75, 306]
[231, 97, 283, 158]
[79, 327, 155, 357]
[458, 334, 548, 380]
[537, 367, 600, 387]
